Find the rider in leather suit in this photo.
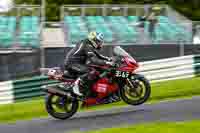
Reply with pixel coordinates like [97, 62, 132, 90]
[64, 32, 116, 100]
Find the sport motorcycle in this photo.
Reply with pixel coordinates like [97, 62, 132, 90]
[40, 46, 151, 120]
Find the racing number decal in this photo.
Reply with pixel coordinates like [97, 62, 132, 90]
[115, 71, 129, 78]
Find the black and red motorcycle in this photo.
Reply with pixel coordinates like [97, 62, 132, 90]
[40, 46, 151, 120]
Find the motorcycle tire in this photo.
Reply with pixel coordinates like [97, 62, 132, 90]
[120, 74, 151, 105]
[45, 93, 79, 120]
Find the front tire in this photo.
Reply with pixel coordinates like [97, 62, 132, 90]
[45, 93, 79, 120]
[120, 74, 151, 105]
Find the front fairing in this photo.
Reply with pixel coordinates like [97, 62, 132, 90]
[113, 46, 133, 59]
[113, 46, 139, 72]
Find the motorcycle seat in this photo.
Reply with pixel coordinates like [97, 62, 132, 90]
[62, 71, 77, 79]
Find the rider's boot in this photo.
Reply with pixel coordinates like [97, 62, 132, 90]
[104, 93, 120, 104]
[112, 93, 121, 101]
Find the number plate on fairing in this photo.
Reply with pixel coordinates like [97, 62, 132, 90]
[115, 71, 130, 78]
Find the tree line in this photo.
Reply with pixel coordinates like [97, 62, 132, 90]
[15, 0, 200, 21]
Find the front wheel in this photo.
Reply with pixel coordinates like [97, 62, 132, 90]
[45, 93, 79, 120]
[120, 74, 151, 105]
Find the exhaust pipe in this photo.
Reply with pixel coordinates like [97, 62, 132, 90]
[42, 85, 69, 96]
[42, 85, 81, 101]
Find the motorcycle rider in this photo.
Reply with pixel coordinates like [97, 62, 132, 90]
[64, 31, 120, 102]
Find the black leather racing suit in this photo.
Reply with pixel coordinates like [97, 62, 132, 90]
[64, 39, 110, 94]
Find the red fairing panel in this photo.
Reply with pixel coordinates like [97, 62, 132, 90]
[92, 78, 118, 98]
[118, 56, 139, 72]
[83, 98, 99, 106]
[83, 78, 118, 106]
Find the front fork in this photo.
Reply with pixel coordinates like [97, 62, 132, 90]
[126, 78, 141, 96]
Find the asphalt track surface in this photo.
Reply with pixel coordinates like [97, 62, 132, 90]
[0, 97, 200, 133]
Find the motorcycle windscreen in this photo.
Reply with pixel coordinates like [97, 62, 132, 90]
[113, 46, 134, 60]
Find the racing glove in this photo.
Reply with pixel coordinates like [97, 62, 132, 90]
[106, 61, 115, 66]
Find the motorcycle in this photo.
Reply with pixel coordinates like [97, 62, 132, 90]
[40, 46, 151, 120]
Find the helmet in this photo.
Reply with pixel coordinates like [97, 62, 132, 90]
[88, 31, 104, 49]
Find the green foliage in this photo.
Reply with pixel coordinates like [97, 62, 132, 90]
[168, 0, 200, 20]
[46, 3, 60, 21]
[14, 0, 200, 21]
[15, 0, 40, 4]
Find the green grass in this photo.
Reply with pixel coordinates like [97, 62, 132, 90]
[0, 98, 47, 123]
[0, 77, 200, 123]
[80, 120, 200, 133]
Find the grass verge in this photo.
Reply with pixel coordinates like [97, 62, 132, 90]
[80, 120, 200, 133]
[0, 76, 200, 123]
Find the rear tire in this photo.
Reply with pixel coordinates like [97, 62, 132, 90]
[120, 74, 151, 105]
[45, 93, 79, 120]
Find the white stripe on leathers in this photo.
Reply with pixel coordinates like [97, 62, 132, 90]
[73, 43, 83, 55]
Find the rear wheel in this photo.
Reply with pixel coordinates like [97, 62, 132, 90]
[120, 74, 151, 105]
[45, 93, 79, 120]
